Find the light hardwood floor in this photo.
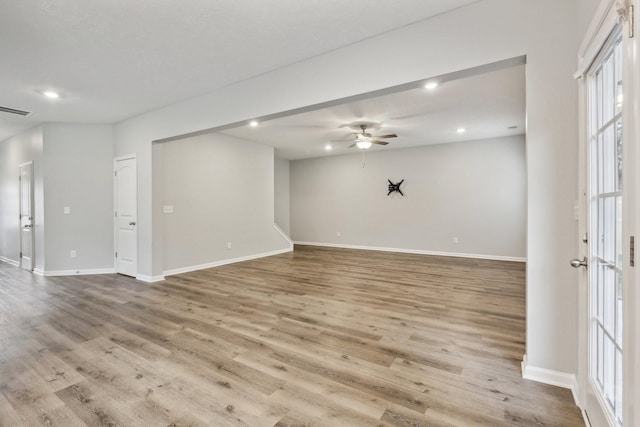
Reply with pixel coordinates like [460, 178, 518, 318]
[0, 245, 584, 426]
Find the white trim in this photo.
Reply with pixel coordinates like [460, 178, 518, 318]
[274, 223, 293, 249]
[35, 268, 116, 277]
[575, 0, 622, 77]
[583, 376, 620, 427]
[293, 241, 526, 263]
[113, 153, 137, 162]
[163, 247, 293, 277]
[576, 53, 591, 422]
[0, 256, 20, 267]
[33, 268, 44, 276]
[521, 354, 580, 407]
[136, 274, 166, 283]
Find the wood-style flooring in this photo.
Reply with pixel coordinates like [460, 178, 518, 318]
[0, 245, 584, 426]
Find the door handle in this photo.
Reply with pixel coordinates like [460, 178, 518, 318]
[23, 224, 32, 228]
[570, 257, 588, 269]
[129, 221, 136, 226]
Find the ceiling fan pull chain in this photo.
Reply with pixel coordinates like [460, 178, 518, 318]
[362, 151, 366, 168]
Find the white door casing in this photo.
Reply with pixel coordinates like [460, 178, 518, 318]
[19, 161, 34, 271]
[114, 156, 138, 277]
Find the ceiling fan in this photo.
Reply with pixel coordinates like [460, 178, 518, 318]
[335, 124, 397, 149]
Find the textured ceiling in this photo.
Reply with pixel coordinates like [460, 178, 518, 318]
[221, 64, 526, 160]
[0, 0, 480, 142]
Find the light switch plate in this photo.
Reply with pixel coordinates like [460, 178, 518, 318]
[163, 205, 174, 214]
[64, 206, 71, 214]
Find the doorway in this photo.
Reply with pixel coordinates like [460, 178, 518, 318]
[583, 31, 624, 426]
[18, 161, 34, 271]
[577, 5, 638, 423]
[114, 156, 138, 277]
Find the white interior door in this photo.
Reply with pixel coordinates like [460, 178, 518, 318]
[19, 161, 34, 271]
[114, 156, 137, 277]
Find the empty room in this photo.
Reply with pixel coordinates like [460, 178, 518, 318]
[0, 1, 639, 426]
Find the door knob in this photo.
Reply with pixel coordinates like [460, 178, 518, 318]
[23, 224, 32, 228]
[129, 221, 136, 226]
[570, 257, 588, 268]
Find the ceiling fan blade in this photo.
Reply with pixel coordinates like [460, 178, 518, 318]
[372, 134, 397, 139]
[371, 140, 389, 145]
[348, 142, 357, 148]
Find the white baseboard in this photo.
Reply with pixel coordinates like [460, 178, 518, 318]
[136, 274, 166, 283]
[162, 246, 293, 277]
[293, 241, 526, 263]
[521, 354, 580, 407]
[0, 256, 20, 267]
[36, 268, 116, 277]
[274, 224, 293, 249]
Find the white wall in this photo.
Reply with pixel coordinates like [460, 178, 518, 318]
[156, 133, 290, 273]
[42, 124, 114, 272]
[114, 0, 579, 377]
[291, 136, 526, 259]
[0, 126, 45, 270]
[274, 157, 290, 235]
[0, 124, 115, 274]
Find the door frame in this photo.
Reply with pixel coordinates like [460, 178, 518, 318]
[113, 154, 137, 275]
[576, 0, 638, 425]
[18, 160, 34, 271]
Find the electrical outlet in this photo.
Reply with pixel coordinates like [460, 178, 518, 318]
[64, 206, 71, 214]
[336, 231, 341, 237]
[453, 237, 459, 244]
[227, 242, 232, 250]
[70, 250, 77, 258]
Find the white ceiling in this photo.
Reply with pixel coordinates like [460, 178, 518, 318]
[221, 64, 526, 160]
[0, 0, 481, 142]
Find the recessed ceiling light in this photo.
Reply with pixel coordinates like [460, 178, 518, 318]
[324, 144, 332, 151]
[457, 127, 466, 134]
[42, 91, 59, 99]
[249, 120, 259, 127]
[424, 82, 439, 90]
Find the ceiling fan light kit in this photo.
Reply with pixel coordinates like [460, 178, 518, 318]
[344, 123, 397, 150]
[356, 140, 372, 150]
